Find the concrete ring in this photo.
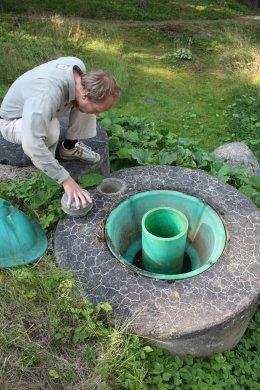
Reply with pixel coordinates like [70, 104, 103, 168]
[55, 165, 259, 357]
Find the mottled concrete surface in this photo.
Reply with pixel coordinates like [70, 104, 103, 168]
[0, 116, 109, 181]
[0, 164, 38, 182]
[55, 166, 260, 356]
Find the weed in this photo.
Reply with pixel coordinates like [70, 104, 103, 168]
[0, 257, 119, 388]
[2, 264, 258, 390]
[99, 112, 259, 207]
[140, 309, 260, 389]
[0, 110, 258, 235]
[0, 172, 103, 230]
[174, 48, 193, 61]
[226, 90, 260, 159]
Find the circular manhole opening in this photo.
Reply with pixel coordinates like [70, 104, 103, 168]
[105, 190, 226, 280]
[97, 178, 126, 196]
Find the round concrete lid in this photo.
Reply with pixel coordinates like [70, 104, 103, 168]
[61, 190, 93, 217]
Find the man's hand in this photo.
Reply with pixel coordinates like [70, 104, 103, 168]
[62, 176, 92, 209]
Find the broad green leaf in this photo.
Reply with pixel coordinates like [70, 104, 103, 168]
[178, 138, 194, 147]
[129, 148, 150, 164]
[100, 117, 112, 128]
[42, 173, 59, 188]
[112, 116, 125, 124]
[162, 372, 172, 381]
[143, 345, 153, 353]
[30, 190, 49, 209]
[123, 130, 140, 143]
[116, 147, 131, 159]
[216, 164, 231, 182]
[97, 302, 112, 313]
[180, 367, 193, 381]
[151, 376, 163, 385]
[158, 151, 178, 165]
[109, 137, 122, 151]
[73, 327, 90, 343]
[78, 173, 103, 188]
[140, 351, 146, 359]
[185, 355, 194, 366]
[152, 362, 164, 374]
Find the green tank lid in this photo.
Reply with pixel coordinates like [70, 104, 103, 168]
[0, 198, 48, 268]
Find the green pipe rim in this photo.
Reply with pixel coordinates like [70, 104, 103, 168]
[142, 206, 189, 241]
[105, 190, 227, 280]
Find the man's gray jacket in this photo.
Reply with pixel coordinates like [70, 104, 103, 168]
[0, 57, 87, 184]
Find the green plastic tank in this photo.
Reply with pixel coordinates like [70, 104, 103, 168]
[0, 198, 48, 268]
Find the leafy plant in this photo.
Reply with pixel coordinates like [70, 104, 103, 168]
[173, 48, 193, 60]
[0, 257, 117, 388]
[78, 173, 103, 188]
[239, 175, 260, 208]
[0, 172, 104, 230]
[112, 310, 260, 389]
[98, 112, 259, 207]
[1, 256, 259, 389]
[226, 92, 260, 160]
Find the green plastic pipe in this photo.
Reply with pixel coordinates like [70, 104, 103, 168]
[142, 207, 189, 274]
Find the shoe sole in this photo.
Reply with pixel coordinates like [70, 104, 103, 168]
[59, 154, 100, 163]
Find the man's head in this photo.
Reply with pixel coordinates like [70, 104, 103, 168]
[74, 69, 121, 114]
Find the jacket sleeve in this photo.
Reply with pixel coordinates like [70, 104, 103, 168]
[21, 94, 70, 185]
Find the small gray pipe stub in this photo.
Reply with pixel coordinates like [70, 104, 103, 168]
[97, 178, 127, 196]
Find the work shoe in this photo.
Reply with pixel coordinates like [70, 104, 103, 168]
[59, 141, 100, 163]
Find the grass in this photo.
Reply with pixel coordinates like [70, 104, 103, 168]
[0, 257, 259, 389]
[0, 0, 254, 21]
[0, 256, 125, 389]
[0, 14, 259, 150]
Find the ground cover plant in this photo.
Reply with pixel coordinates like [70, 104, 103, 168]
[0, 111, 259, 232]
[0, 0, 253, 21]
[0, 10, 259, 389]
[0, 258, 259, 389]
[0, 15, 259, 150]
[226, 89, 260, 159]
[0, 171, 104, 229]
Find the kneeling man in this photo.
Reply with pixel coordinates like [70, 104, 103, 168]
[0, 56, 120, 208]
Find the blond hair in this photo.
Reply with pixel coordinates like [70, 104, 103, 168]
[80, 70, 121, 103]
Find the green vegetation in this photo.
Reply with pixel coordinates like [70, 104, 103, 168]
[0, 259, 259, 389]
[100, 112, 260, 206]
[0, 10, 259, 389]
[226, 90, 260, 159]
[0, 0, 253, 21]
[0, 113, 259, 233]
[0, 15, 259, 150]
[174, 48, 193, 60]
[0, 172, 103, 229]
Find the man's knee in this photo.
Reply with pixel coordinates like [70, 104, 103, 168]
[22, 118, 60, 157]
[46, 118, 60, 147]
